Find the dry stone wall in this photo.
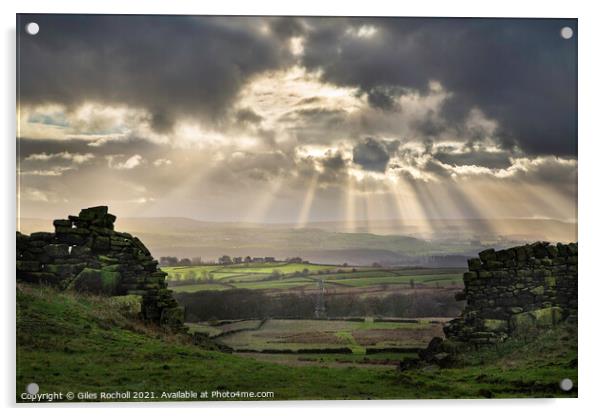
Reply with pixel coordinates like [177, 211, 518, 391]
[444, 241, 577, 344]
[16, 206, 185, 331]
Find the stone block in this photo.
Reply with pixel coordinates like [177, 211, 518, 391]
[467, 258, 482, 271]
[101, 264, 123, 272]
[98, 255, 119, 264]
[71, 246, 91, 256]
[43, 244, 70, 258]
[485, 260, 504, 269]
[544, 276, 557, 288]
[463, 271, 478, 282]
[481, 319, 508, 332]
[89, 225, 114, 236]
[30, 232, 55, 241]
[478, 248, 496, 262]
[44, 263, 75, 277]
[17, 260, 40, 272]
[55, 227, 89, 235]
[53, 219, 72, 228]
[79, 206, 108, 221]
[546, 245, 559, 258]
[92, 236, 110, 251]
[110, 236, 130, 247]
[509, 307, 564, 334]
[18, 271, 62, 285]
[533, 247, 548, 259]
[132, 237, 151, 256]
[160, 306, 185, 327]
[530, 286, 545, 296]
[516, 247, 527, 261]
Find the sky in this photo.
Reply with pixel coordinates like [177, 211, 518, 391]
[17, 15, 577, 227]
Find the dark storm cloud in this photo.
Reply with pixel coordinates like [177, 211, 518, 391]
[267, 17, 306, 38]
[433, 150, 513, 169]
[318, 151, 348, 184]
[205, 151, 293, 188]
[512, 157, 577, 188]
[412, 113, 446, 138]
[235, 108, 263, 125]
[18, 14, 293, 131]
[422, 159, 451, 178]
[18, 136, 159, 159]
[301, 17, 577, 156]
[352, 137, 390, 172]
[280, 108, 347, 126]
[321, 151, 346, 172]
[366, 86, 402, 111]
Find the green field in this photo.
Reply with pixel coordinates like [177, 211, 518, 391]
[187, 320, 263, 338]
[164, 262, 343, 280]
[328, 274, 463, 288]
[16, 283, 578, 400]
[165, 262, 464, 293]
[171, 283, 232, 292]
[214, 318, 442, 354]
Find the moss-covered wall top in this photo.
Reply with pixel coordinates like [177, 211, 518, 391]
[16, 206, 184, 330]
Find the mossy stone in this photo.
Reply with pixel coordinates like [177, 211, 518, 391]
[545, 276, 557, 287]
[69, 268, 121, 295]
[530, 286, 545, 296]
[482, 319, 508, 332]
[101, 264, 122, 272]
[160, 306, 185, 327]
[43, 244, 70, 258]
[510, 307, 563, 334]
[98, 255, 119, 264]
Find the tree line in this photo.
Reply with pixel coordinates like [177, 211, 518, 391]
[174, 290, 463, 321]
[159, 255, 306, 266]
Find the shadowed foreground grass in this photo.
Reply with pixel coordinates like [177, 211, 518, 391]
[16, 284, 577, 401]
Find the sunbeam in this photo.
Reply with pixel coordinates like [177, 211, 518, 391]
[242, 177, 284, 224]
[295, 173, 319, 229]
[345, 172, 357, 233]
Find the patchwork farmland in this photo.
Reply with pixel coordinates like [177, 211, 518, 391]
[163, 262, 464, 293]
[166, 261, 462, 368]
[186, 317, 448, 368]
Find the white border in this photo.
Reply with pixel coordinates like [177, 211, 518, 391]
[2, 1, 601, 414]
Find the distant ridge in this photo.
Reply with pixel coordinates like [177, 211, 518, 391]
[18, 216, 576, 266]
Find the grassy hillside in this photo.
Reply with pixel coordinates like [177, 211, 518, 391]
[17, 283, 577, 401]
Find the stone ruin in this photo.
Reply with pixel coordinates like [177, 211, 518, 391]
[412, 241, 578, 368]
[16, 206, 185, 331]
[445, 241, 577, 344]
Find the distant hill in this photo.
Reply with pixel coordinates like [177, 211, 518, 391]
[18, 216, 576, 266]
[292, 218, 577, 243]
